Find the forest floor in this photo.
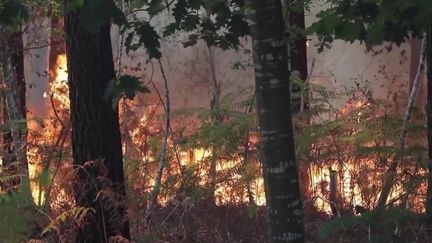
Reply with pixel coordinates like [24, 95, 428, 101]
[127, 201, 432, 243]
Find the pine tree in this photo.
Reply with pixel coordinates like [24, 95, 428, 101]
[64, 1, 130, 241]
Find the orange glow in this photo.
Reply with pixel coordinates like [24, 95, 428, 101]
[307, 93, 425, 214]
[49, 54, 69, 110]
[25, 53, 424, 215]
[28, 53, 70, 205]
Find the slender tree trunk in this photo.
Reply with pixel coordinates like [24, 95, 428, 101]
[287, 0, 308, 113]
[289, 1, 308, 82]
[145, 60, 170, 222]
[248, 0, 304, 242]
[64, 4, 130, 242]
[377, 35, 426, 208]
[208, 45, 221, 202]
[329, 170, 339, 216]
[426, 27, 432, 221]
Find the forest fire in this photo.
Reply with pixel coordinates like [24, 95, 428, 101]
[47, 53, 69, 110]
[22, 52, 428, 232]
[3, 0, 432, 242]
[27, 52, 70, 205]
[29, 52, 426, 215]
[304, 92, 428, 214]
[35, 53, 269, 209]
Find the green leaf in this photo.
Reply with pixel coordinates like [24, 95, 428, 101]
[42, 207, 95, 235]
[146, 0, 163, 17]
[0, 178, 34, 242]
[334, 21, 363, 42]
[126, 21, 161, 58]
[36, 170, 52, 189]
[104, 75, 150, 108]
[366, 18, 385, 45]
[0, 0, 29, 28]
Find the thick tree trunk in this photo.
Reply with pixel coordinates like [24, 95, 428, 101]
[64, 4, 130, 242]
[248, 0, 304, 242]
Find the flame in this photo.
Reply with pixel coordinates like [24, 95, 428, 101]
[27, 53, 70, 206]
[122, 104, 266, 206]
[310, 160, 364, 213]
[340, 99, 367, 116]
[307, 94, 426, 213]
[27, 147, 45, 205]
[49, 54, 69, 110]
[24, 52, 425, 215]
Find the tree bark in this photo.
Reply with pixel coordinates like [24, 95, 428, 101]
[289, 1, 308, 82]
[5, 31, 26, 120]
[208, 45, 221, 202]
[64, 3, 130, 242]
[0, 28, 27, 191]
[248, 0, 304, 242]
[329, 170, 339, 216]
[426, 27, 432, 221]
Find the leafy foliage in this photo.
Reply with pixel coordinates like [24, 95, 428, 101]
[42, 207, 95, 235]
[124, 21, 162, 58]
[162, 0, 250, 49]
[173, 89, 259, 203]
[0, 177, 36, 242]
[122, 88, 259, 207]
[122, 0, 250, 60]
[105, 75, 150, 108]
[0, 0, 28, 29]
[319, 207, 420, 241]
[295, 77, 427, 211]
[308, 0, 432, 51]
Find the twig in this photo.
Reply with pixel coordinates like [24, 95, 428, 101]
[35, 208, 65, 243]
[24, 39, 65, 51]
[145, 59, 171, 223]
[413, 224, 425, 243]
[160, 203, 180, 225]
[49, 93, 65, 128]
[168, 124, 185, 176]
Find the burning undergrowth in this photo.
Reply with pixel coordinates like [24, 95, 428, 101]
[296, 80, 427, 215]
[6, 52, 431, 242]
